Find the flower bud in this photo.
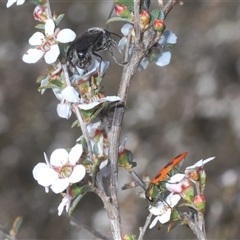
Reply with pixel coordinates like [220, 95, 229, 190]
[33, 6, 47, 22]
[193, 194, 206, 212]
[180, 185, 194, 203]
[115, 4, 132, 18]
[122, 234, 136, 240]
[153, 19, 165, 32]
[140, 10, 151, 31]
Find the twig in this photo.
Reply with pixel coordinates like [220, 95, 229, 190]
[182, 212, 207, 240]
[91, 185, 122, 240]
[134, 0, 141, 43]
[61, 63, 71, 86]
[72, 104, 93, 161]
[138, 212, 153, 240]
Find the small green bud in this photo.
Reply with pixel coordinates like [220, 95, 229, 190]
[153, 19, 165, 32]
[115, 4, 132, 18]
[193, 194, 206, 212]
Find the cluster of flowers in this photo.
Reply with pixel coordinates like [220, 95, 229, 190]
[148, 156, 215, 228]
[33, 121, 110, 215]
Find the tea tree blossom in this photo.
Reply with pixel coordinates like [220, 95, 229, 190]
[149, 193, 181, 228]
[165, 173, 191, 194]
[53, 86, 80, 119]
[32, 144, 86, 194]
[22, 19, 76, 64]
[185, 156, 215, 173]
[138, 30, 177, 70]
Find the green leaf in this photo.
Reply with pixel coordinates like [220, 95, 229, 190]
[167, 219, 185, 232]
[55, 14, 65, 27]
[68, 185, 92, 216]
[93, 143, 99, 156]
[150, 9, 161, 21]
[51, 79, 64, 88]
[35, 23, 45, 30]
[71, 119, 79, 128]
[106, 16, 133, 25]
[29, 0, 44, 5]
[68, 193, 85, 216]
[36, 74, 48, 83]
[10, 216, 23, 237]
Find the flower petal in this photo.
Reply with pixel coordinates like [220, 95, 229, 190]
[102, 96, 121, 102]
[44, 44, 60, 64]
[186, 157, 215, 171]
[69, 144, 83, 164]
[51, 178, 69, 194]
[158, 30, 177, 45]
[32, 162, 46, 181]
[149, 216, 160, 229]
[158, 209, 172, 224]
[138, 57, 149, 71]
[118, 37, 127, 51]
[57, 29, 76, 43]
[45, 19, 55, 36]
[121, 23, 133, 36]
[22, 48, 44, 63]
[58, 194, 72, 216]
[16, 0, 25, 5]
[6, 0, 17, 8]
[61, 86, 80, 103]
[99, 60, 110, 76]
[56, 102, 72, 119]
[69, 165, 86, 183]
[79, 101, 101, 110]
[29, 32, 45, 45]
[168, 193, 181, 207]
[166, 175, 190, 193]
[155, 50, 171, 67]
[33, 164, 58, 187]
[50, 148, 69, 166]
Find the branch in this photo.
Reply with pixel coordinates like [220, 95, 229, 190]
[108, 1, 181, 239]
[138, 212, 153, 240]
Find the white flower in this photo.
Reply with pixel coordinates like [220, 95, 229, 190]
[165, 173, 191, 193]
[149, 193, 181, 228]
[33, 144, 86, 194]
[185, 156, 215, 172]
[22, 19, 76, 64]
[138, 30, 177, 70]
[6, 0, 25, 8]
[58, 191, 72, 216]
[53, 86, 80, 119]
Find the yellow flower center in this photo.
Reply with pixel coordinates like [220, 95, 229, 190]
[60, 164, 73, 178]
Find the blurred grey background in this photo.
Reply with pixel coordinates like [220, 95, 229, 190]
[0, 0, 240, 239]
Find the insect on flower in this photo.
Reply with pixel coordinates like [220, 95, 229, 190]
[145, 152, 188, 204]
[67, 27, 123, 71]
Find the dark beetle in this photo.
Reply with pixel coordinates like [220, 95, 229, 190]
[67, 27, 122, 70]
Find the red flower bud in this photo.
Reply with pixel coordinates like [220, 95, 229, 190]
[153, 19, 165, 32]
[194, 194, 206, 212]
[115, 4, 131, 18]
[140, 10, 151, 31]
[33, 6, 47, 22]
